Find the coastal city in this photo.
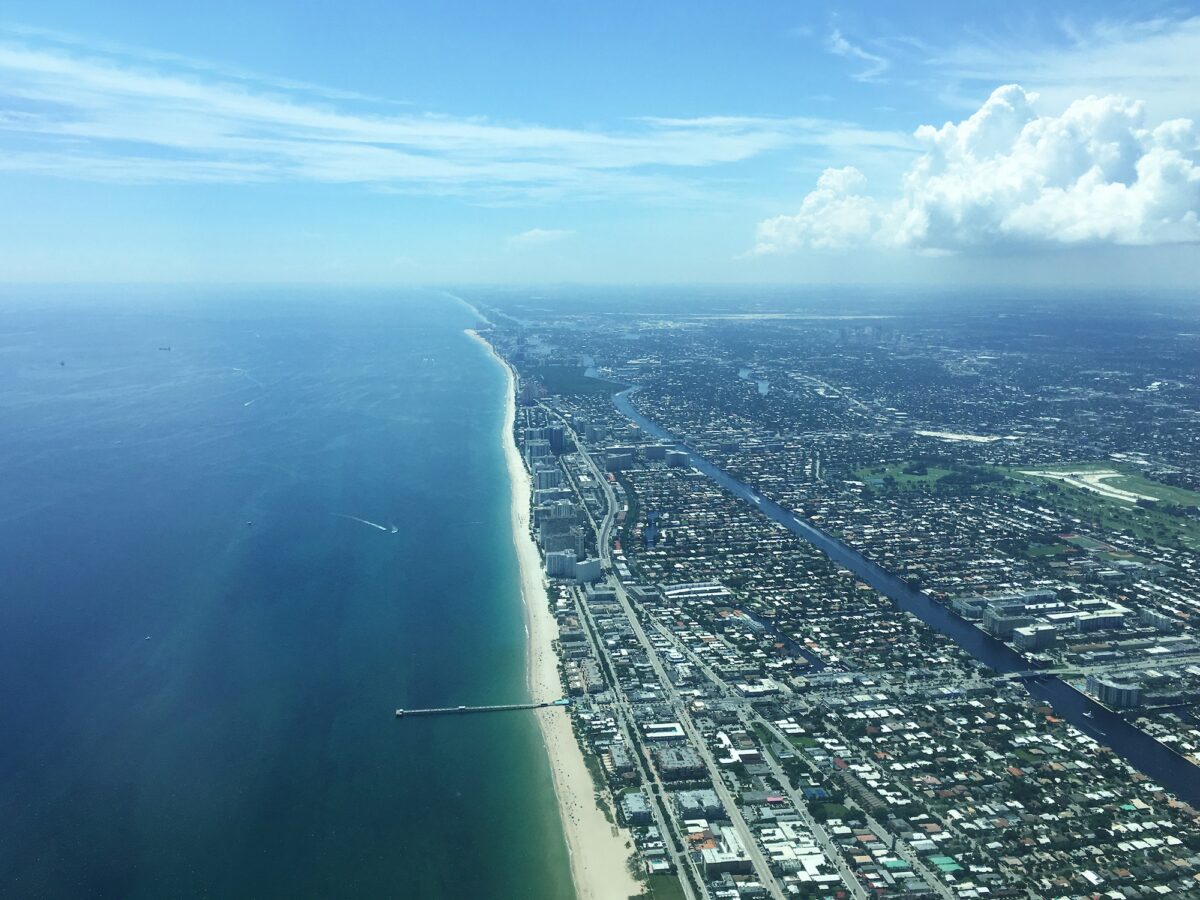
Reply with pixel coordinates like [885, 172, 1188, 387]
[475, 291, 1200, 900]
[6, 3, 1200, 898]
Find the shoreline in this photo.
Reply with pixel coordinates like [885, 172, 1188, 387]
[466, 328, 639, 900]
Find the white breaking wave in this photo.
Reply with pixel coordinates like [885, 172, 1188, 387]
[333, 513, 390, 532]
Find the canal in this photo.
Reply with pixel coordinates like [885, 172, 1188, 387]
[613, 388, 1200, 806]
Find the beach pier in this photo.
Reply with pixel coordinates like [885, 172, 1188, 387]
[395, 698, 570, 718]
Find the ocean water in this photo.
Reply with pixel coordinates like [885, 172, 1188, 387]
[0, 289, 574, 899]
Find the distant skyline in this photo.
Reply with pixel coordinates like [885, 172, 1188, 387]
[1, 1, 1198, 286]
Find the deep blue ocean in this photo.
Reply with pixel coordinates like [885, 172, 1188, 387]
[0, 289, 574, 899]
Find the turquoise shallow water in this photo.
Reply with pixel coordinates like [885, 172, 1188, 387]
[0, 289, 574, 899]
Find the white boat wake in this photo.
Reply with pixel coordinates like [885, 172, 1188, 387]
[232, 367, 266, 389]
[333, 513, 391, 532]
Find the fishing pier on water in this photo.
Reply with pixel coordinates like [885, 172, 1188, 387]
[395, 698, 570, 719]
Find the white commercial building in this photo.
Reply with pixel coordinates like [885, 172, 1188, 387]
[574, 557, 603, 583]
[547, 549, 577, 578]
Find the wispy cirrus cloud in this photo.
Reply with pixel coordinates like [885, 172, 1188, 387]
[0, 22, 406, 105]
[825, 28, 890, 83]
[508, 228, 574, 246]
[0, 27, 907, 201]
[929, 15, 1200, 119]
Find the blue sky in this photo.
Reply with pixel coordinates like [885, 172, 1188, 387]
[1, 1, 1198, 285]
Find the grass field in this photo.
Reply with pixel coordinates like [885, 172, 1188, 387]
[785, 733, 819, 749]
[1103, 473, 1200, 507]
[1063, 534, 1110, 551]
[811, 801, 852, 821]
[1020, 462, 1116, 473]
[645, 874, 687, 900]
[864, 459, 1200, 550]
[533, 365, 626, 396]
[856, 462, 955, 488]
[1012, 462, 1200, 507]
[999, 468, 1200, 551]
[1024, 541, 1075, 558]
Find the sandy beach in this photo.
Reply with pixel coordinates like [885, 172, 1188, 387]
[468, 329, 640, 900]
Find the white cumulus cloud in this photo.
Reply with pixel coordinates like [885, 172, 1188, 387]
[753, 167, 877, 253]
[753, 84, 1200, 255]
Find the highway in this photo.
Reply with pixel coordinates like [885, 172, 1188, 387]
[640, 618, 871, 900]
[632, 590, 958, 900]
[999, 650, 1200, 682]
[569, 582, 703, 900]
[561, 405, 965, 900]
[548, 404, 977, 898]
[545, 408, 703, 899]
[567, 422, 786, 900]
